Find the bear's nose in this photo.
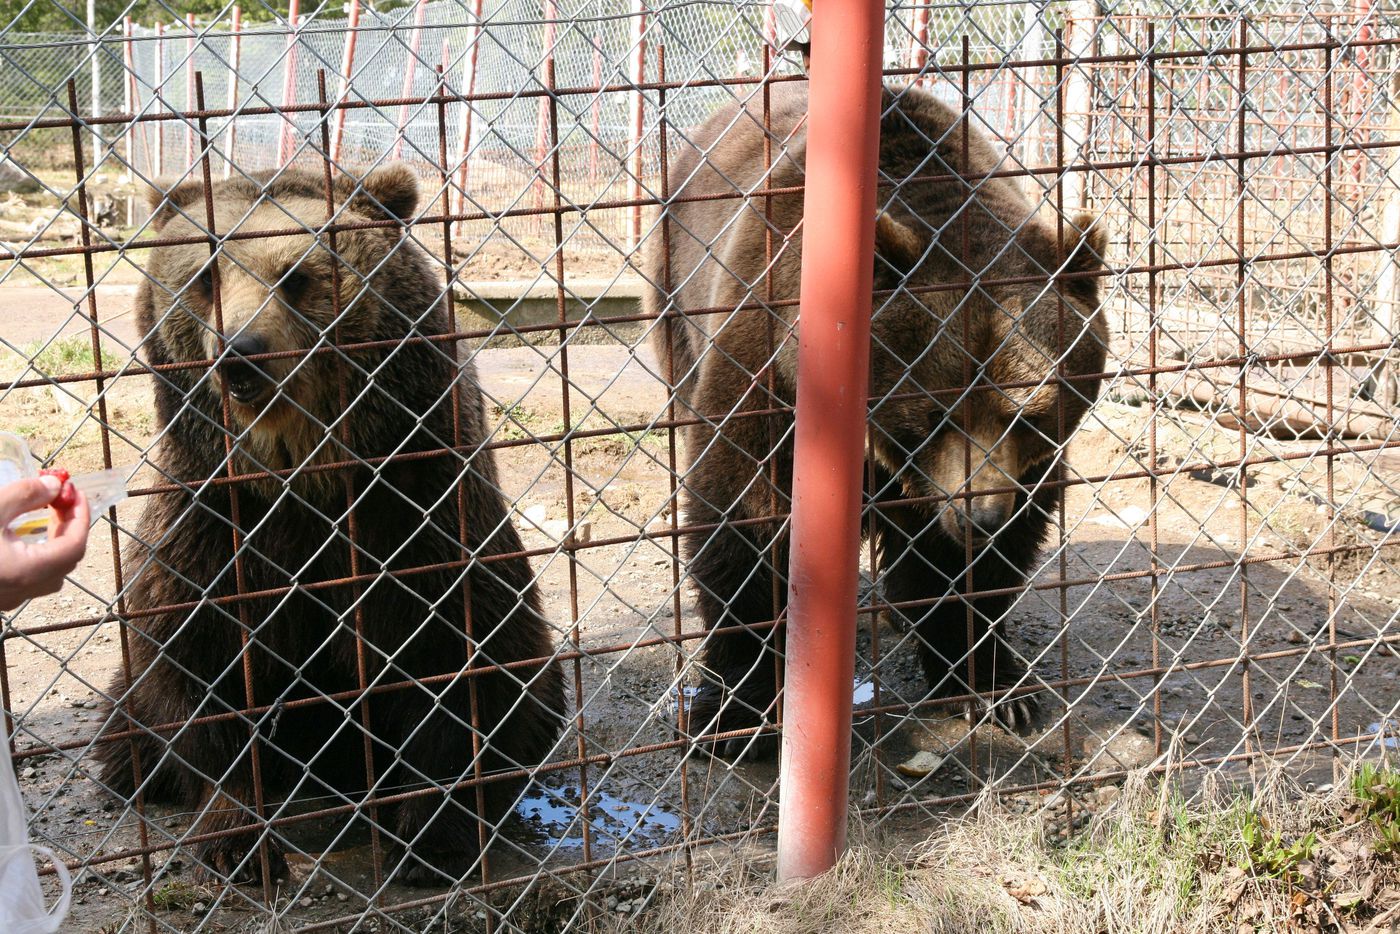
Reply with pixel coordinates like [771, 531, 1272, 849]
[955, 502, 1007, 544]
[218, 334, 274, 405]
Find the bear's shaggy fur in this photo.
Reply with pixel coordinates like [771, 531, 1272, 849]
[94, 166, 564, 884]
[645, 83, 1108, 753]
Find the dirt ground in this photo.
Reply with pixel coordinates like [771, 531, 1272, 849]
[1, 182, 1399, 929]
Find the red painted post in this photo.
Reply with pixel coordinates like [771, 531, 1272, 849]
[185, 14, 196, 170]
[452, 0, 485, 230]
[775, 0, 883, 881]
[224, 5, 242, 178]
[628, 0, 647, 247]
[533, 0, 557, 211]
[393, 0, 428, 161]
[277, 0, 300, 166]
[909, 0, 929, 85]
[153, 22, 164, 177]
[330, 0, 359, 164]
[589, 34, 603, 181]
[121, 17, 137, 174]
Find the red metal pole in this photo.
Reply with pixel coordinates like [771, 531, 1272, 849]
[628, 0, 647, 247]
[277, 0, 300, 166]
[393, 0, 428, 161]
[330, 0, 359, 164]
[533, 0, 557, 210]
[775, 0, 883, 882]
[452, 0, 485, 227]
[153, 22, 164, 177]
[910, 1, 929, 85]
[185, 14, 195, 170]
[589, 34, 602, 181]
[122, 17, 139, 178]
[224, 5, 241, 178]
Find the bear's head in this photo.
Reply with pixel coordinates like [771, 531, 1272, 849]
[869, 210, 1109, 544]
[138, 165, 437, 472]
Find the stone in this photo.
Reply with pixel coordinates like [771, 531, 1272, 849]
[895, 750, 945, 778]
[0, 159, 40, 195]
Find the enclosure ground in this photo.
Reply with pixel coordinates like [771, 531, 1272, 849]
[1, 277, 1397, 931]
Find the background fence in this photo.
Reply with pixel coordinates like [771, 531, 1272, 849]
[1, 0, 1399, 931]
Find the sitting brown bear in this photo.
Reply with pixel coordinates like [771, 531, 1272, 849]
[646, 83, 1108, 755]
[94, 166, 564, 885]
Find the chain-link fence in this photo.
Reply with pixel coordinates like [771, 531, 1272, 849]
[0, 0, 1398, 930]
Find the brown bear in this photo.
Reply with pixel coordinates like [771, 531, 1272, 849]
[93, 166, 564, 885]
[645, 83, 1108, 755]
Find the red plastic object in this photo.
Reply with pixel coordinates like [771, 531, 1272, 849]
[40, 468, 78, 511]
[775, 0, 885, 882]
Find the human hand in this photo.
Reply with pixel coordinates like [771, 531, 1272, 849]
[0, 475, 90, 611]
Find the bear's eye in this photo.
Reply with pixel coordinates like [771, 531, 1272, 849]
[197, 267, 215, 296]
[280, 268, 309, 298]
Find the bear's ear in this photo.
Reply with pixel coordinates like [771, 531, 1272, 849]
[353, 164, 420, 222]
[144, 177, 207, 230]
[874, 210, 927, 274]
[1062, 211, 1107, 275]
[1058, 211, 1106, 305]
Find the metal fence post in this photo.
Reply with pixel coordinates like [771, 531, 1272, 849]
[774, 0, 883, 882]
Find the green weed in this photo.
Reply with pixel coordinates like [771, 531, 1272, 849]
[1353, 762, 1400, 856]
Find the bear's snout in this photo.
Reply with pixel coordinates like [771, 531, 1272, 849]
[218, 334, 275, 406]
[945, 498, 1013, 545]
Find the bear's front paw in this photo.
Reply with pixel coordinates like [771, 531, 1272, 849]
[194, 835, 289, 886]
[985, 687, 1043, 735]
[955, 681, 1043, 736]
[392, 845, 475, 887]
[679, 684, 779, 762]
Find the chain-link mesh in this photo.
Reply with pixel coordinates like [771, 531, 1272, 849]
[0, 0, 1397, 930]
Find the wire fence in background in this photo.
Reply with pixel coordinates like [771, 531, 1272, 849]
[0, 0, 1398, 931]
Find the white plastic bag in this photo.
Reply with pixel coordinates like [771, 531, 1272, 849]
[0, 733, 71, 934]
[771, 0, 812, 52]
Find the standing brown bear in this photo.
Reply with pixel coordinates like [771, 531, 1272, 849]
[94, 166, 564, 885]
[646, 83, 1108, 755]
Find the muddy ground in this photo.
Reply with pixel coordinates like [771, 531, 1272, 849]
[0, 182, 1398, 931]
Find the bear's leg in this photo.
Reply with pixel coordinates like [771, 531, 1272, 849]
[190, 785, 290, 885]
[685, 519, 787, 760]
[91, 672, 190, 804]
[876, 506, 1040, 733]
[377, 674, 528, 887]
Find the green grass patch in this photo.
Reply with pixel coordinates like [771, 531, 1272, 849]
[1353, 762, 1400, 856]
[23, 335, 97, 377]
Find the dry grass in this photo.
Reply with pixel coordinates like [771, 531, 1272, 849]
[617, 766, 1400, 934]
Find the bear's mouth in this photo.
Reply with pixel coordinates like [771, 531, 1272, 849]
[218, 359, 276, 408]
[217, 335, 278, 408]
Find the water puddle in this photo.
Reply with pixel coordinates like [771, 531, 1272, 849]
[670, 680, 876, 712]
[852, 677, 875, 706]
[515, 784, 682, 849]
[1366, 721, 1400, 749]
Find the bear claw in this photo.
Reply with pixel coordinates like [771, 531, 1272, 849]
[194, 837, 289, 887]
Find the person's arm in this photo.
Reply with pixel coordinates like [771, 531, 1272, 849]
[0, 476, 90, 611]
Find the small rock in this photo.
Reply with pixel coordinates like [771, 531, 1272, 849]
[895, 751, 944, 778]
[573, 519, 593, 544]
[191, 901, 206, 915]
[299, 896, 313, 908]
[19, 768, 35, 779]
[1084, 730, 1156, 770]
[522, 504, 548, 527]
